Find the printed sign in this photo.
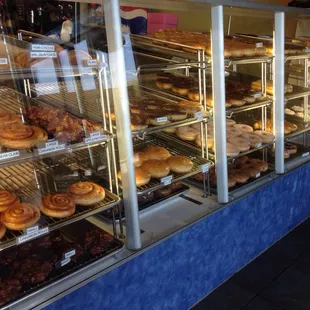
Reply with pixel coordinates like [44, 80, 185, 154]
[32, 44, 55, 52]
[0, 150, 20, 161]
[37, 140, 66, 155]
[17, 227, 49, 244]
[84, 131, 107, 144]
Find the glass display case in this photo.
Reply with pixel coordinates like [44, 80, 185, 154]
[1, 0, 310, 309]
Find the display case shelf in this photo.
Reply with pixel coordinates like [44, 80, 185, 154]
[0, 161, 120, 252]
[285, 85, 310, 101]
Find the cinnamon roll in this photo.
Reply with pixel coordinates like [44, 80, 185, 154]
[0, 111, 22, 126]
[0, 190, 20, 212]
[41, 193, 76, 218]
[0, 124, 48, 149]
[1, 203, 41, 231]
[68, 182, 105, 206]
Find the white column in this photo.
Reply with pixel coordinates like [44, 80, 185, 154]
[211, 5, 229, 203]
[104, 0, 141, 249]
[273, 12, 285, 174]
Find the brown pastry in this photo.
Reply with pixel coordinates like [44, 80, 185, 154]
[1, 203, 41, 231]
[0, 111, 22, 126]
[68, 182, 105, 206]
[141, 160, 170, 179]
[41, 193, 76, 218]
[0, 124, 48, 149]
[143, 146, 171, 161]
[0, 190, 20, 212]
[0, 222, 6, 239]
[165, 156, 193, 173]
[118, 167, 151, 187]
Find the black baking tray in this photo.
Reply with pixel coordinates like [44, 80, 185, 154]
[98, 183, 190, 222]
[1, 220, 124, 308]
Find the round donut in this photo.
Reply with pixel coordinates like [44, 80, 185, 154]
[226, 127, 243, 139]
[176, 126, 199, 141]
[243, 163, 262, 178]
[118, 167, 151, 187]
[143, 146, 171, 160]
[163, 127, 177, 134]
[156, 78, 173, 90]
[242, 133, 263, 148]
[0, 222, 6, 239]
[0, 190, 20, 212]
[226, 119, 236, 127]
[141, 159, 170, 179]
[1, 203, 41, 231]
[134, 152, 149, 167]
[165, 156, 193, 173]
[234, 156, 250, 167]
[195, 132, 214, 149]
[228, 137, 250, 152]
[291, 105, 303, 112]
[253, 130, 275, 143]
[249, 158, 269, 172]
[68, 182, 105, 206]
[285, 142, 298, 155]
[172, 85, 189, 96]
[212, 142, 240, 157]
[285, 108, 295, 116]
[168, 110, 188, 121]
[41, 193, 76, 218]
[233, 124, 253, 134]
[188, 88, 203, 102]
[177, 101, 203, 114]
[284, 149, 291, 159]
[229, 169, 249, 184]
[243, 95, 256, 104]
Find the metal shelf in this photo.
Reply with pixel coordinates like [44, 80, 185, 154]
[132, 135, 213, 196]
[0, 161, 120, 251]
[285, 85, 310, 101]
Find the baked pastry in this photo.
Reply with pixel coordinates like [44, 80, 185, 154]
[165, 156, 193, 173]
[141, 160, 170, 179]
[143, 146, 171, 160]
[227, 137, 250, 152]
[0, 222, 6, 239]
[0, 190, 19, 212]
[176, 126, 199, 141]
[242, 133, 263, 148]
[0, 124, 47, 149]
[118, 167, 151, 187]
[41, 193, 76, 218]
[134, 152, 149, 167]
[177, 101, 203, 114]
[253, 130, 275, 143]
[68, 182, 105, 206]
[1, 203, 40, 231]
[233, 124, 253, 134]
[0, 111, 22, 126]
[285, 142, 297, 155]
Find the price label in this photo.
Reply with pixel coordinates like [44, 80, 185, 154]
[37, 140, 66, 155]
[0, 58, 8, 65]
[161, 175, 173, 186]
[257, 143, 262, 148]
[30, 51, 57, 59]
[63, 250, 76, 260]
[201, 164, 209, 173]
[195, 111, 203, 119]
[302, 152, 309, 158]
[0, 150, 20, 161]
[156, 117, 168, 123]
[17, 227, 49, 245]
[255, 173, 261, 178]
[84, 131, 107, 144]
[87, 59, 97, 66]
[32, 44, 55, 52]
[253, 92, 262, 98]
[24, 225, 39, 235]
[256, 42, 263, 48]
[56, 258, 71, 269]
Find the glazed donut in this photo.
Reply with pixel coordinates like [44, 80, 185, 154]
[296, 112, 304, 119]
[177, 101, 203, 114]
[156, 72, 174, 80]
[68, 182, 105, 206]
[234, 156, 250, 167]
[156, 78, 173, 90]
[226, 127, 243, 139]
[143, 146, 171, 160]
[212, 142, 240, 157]
[229, 169, 249, 184]
[165, 156, 193, 173]
[285, 108, 295, 116]
[253, 131, 275, 143]
[130, 114, 148, 131]
[228, 137, 250, 152]
[172, 84, 190, 96]
[41, 194, 76, 218]
[233, 124, 253, 134]
[195, 132, 214, 149]
[242, 133, 263, 148]
[168, 110, 188, 121]
[134, 152, 149, 167]
[226, 119, 236, 127]
[141, 159, 170, 178]
[176, 126, 199, 141]
[118, 167, 150, 187]
[0, 111, 22, 126]
[243, 95, 256, 104]
[285, 142, 298, 155]
[0, 124, 48, 149]
[242, 164, 262, 178]
[1, 203, 41, 231]
[0, 222, 6, 239]
[249, 158, 269, 172]
[284, 149, 291, 159]
[163, 126, 177, 134]
[0, 190, 20, 213]
[188, 89, 203, 102]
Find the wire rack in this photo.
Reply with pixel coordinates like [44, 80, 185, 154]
[0, 159, 120, 251]
[30, 80, 104, 122]
[132, 135, 213, 196]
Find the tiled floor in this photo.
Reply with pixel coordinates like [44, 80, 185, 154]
[192, 218, 310, 310]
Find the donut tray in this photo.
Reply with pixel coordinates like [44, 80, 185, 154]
[0, 87, 114, 168]
[132, 135, 213, 196]
[0, 160, 120, 252]
[284, 85, 310, 101]
[99, 183, 190, 223]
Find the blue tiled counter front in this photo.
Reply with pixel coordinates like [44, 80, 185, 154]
[45, 163, 310, 310]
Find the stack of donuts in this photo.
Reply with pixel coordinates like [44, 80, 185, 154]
[194, 155, 269, 188]
[254, 119, 297, 135]
[251, 80, 293, 96]
[117, 146, 194, 187]
[150, 29, 268, 57]
[285, 104, 310, 119]
[0, 181, 106, 239]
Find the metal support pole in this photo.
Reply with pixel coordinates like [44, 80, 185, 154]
[211, 5, 229, 203]
[104, 0, 141, 250]
[273, 12, 285, 174]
